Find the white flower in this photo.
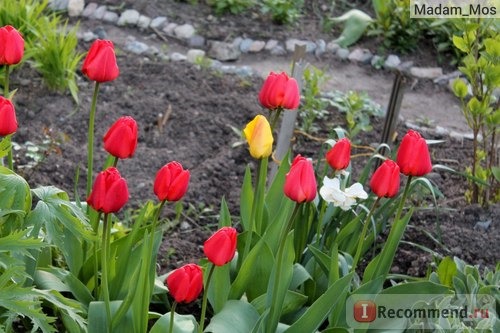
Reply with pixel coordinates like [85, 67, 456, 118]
[319, 176, 368, 211]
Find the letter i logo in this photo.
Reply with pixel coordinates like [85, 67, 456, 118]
[354, 300, 376, 322]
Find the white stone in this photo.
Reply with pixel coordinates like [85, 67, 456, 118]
[348, 48, 372, 63]
[125, 40, 149, 55]
[326, 41, 340, 53]
[249, 40, 265, 53]
[208, 41, 241, 61]
[174, 24, 196, 40]
[384, 55, 401, 69]
[410, 67, 444, 79]
[102, 11, 119, 23]
[117, 9, 140, 26]
[82, 3, 98, 17]
[265, 39, 278, 50]
[285, 39, 309, 52]
[137, 15, 152, 30]
[68, 0, 85, 17]
[93, 5, 107, 20]
[187, 49, 206, 63]
[170, 52, 187, 62]
[163, 23, 178, 36]
[150, 16, 168, 29]
[82, 31, 97, 42]
[49, 0, 68, 11]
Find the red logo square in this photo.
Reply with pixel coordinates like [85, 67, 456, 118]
[354, 300, 376, 322]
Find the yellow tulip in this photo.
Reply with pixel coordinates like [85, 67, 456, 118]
[243, 115, 273, 159]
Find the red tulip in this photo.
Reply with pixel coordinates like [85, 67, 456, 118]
[283, 155, 317, 203]
[165, 264, 203, 303]
[154, 161, 190, 202]
[258, 72, 300, 110]
[0, 25, 24, 65]
[370, 160, 400, 198]
[87, 167, 129, 213]
[0, 96, 17, 136]
[325, 138, 351, 171]
[103, 116, 138, 159]
[82, 39, 119, 83]
[396, 130, 432, 177]
[204, 227, 237, 266]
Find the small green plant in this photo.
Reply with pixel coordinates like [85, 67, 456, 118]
[368, 0, 426, 53]
[298, 65, 328, 134]
[0, 0, 83, 102]
[260, 0, 304, 25]
[451, 19, 499, 206]
[323, 89, 383, 139]
[207, 0, 256, 15]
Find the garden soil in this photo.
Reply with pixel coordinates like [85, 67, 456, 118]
[10, 0, 499, 285]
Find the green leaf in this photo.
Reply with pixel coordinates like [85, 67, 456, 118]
[452, 35, 469, 53]
[451, 78, 468, 98]
[437, 257, 457, 288]
[205, 300, 260, 333]
[484, 38, 500, 58]
[88, 301, 135, 333]
[331, 9, 373, 47]
[0, 136, 11, 159]
[208, 262, 231, 314]
[492, 166, 500, 182]
[0, 165, 31, 228]
[285, 273, 354, 333]
[240, 166, 254, 231]
[251, 290, 308, 316]
[149, 312, 197, 333]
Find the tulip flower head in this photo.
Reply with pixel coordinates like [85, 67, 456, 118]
[0, 96, 17, 136]
[258, 72, 300, 110]
[204, 227, 238, 266]
[243, 115, 273, 159]
[396, 130, 432, 177]
[103, 116, 138, 159]
[320, 176, 368, 211]
[166, 264, 203, 303]
[82, 39, 119, 83]
[284, 155, 317, 203]
[87, 167, 129, 213]
[154, 161, 190, 202]
[0, 25, 24, 65]
[325, 138, 351, 171]
[370, 160, 400, 198]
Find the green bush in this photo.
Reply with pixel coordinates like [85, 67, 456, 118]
[261, 0, 304, 25]
[207, 0, 256, 15]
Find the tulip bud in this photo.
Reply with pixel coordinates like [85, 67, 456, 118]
[154, 161, 190, 202]
[204, 227, 237, 266]
[0, 96, 17, 136]
[82, 39, 119, 83]
[325, 138, 351, 171]
[284, 155, 317, 203]
[87, 167, 129, 213]
[243, 115, 273, 159]
[396, 130, 432, 177]
[103, 116, 138, 159]
[258, 72, 300, 110]
[166, 264, 203, 303]
[0, 25, 24, 65]
[370, 160, 400, 198]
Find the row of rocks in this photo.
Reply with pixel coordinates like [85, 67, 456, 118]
[51, 0, 455, 83]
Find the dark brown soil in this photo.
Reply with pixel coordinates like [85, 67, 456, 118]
[9, 0, 498, 278]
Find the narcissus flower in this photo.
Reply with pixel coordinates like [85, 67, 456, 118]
[319, 177, 368, 211]
[243, 115, 273, 159]
[0, 96, 17, 136]
[284, 155, 317, 203]
[204, 227, 238, 266]
[166, 264, 203, 303]
[154, 161, 190, 202]
[87, 167, 129, 213]
[325, 138, 351, 171]
[370, 160, 400, 198]
[82, 39, 119, 83]
[103, 116, 138, 159]
[396, 130, 432, 177]
[258, 72, 300, 110]
[0, 25, 24, 65]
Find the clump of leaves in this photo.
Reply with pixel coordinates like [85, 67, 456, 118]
[298, 65, 329, 134]
[207, 0, 256, 15]
[261, 0, 304, 25]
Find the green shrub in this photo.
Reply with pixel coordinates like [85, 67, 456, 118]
[207, 0, 256, 15]
[260, 0, 304, 25]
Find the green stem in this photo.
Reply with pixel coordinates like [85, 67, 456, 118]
[269, 108, 283, 132]
[4, 65, 10, 97]
[266, 203, 301, 333]
[92, 212, 102, 299]
[169, 302, 177, 333]
[112, 156, 119, 167]
[351, 197, 381, 274]
[394, 176, 412, 226]
[101, 213, 112, 332]
[199, 264, 216, 333]
[87, 82, 100, 198]
[6, 136, 13, 170]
